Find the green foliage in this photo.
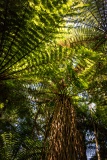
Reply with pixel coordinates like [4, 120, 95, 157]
[0, 80, 45, 159]
[66, 0, 107, 52]
[1, 0, 107, 159]
[0, 0, 70, 80]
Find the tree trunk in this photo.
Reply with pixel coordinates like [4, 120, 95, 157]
[46, 95, 86, 160]
[93, 123, 101, 160]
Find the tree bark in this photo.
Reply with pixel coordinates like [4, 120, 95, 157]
[93, 123, 101, 160]
[46, 95, 86, 160]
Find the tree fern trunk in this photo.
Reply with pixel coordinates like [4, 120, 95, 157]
[46, 95, 86, 160]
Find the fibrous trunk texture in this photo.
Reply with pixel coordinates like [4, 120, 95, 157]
[46, 95, 86, 160]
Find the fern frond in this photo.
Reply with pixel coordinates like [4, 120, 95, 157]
[66, 0, 107, 52]
[0, 0, 69, 81]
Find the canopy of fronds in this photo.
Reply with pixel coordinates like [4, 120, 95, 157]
[64, 0, 107, 52]
[0, 0, 70, 80]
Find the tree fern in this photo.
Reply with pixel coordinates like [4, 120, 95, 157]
[64, 0, 107, 52]
[0, 0, 70, 81]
